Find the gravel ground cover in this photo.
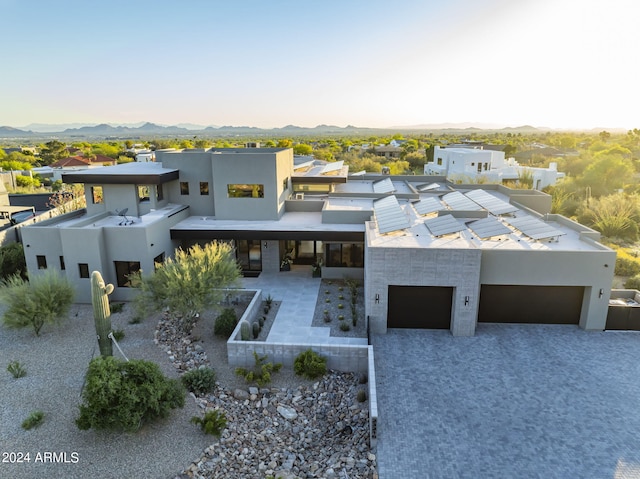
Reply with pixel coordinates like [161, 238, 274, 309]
[310, 280, 366, 338]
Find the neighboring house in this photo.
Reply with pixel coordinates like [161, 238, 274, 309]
[21, 147, 614, 336]
[43, 155, 116, 182]
[425, 146, 565, 189]
[134, 149, 155, 162]
[373, 146, 402, 159]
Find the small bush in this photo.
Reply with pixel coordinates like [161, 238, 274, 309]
[624, 274, 640, 290]
[338, 295, 344, 300]
[340, 322, 350, 332]
[325, 290, 330, 294]
[191, 409, 227, 436]
[214, 308, 238, 338]
[110, 302, 125, 314]
[240, 321, 250, 341]
[22, 411, 44, 430]
[265, 294, 273, 306]
[111, 329, 125, 341]
[338, 315, 344, 321]
[235, 352, 282, 387]
[128, 316, 142, 325]
[357, 390, 367, 403]
[358, 373, 368, 384]
[7, 360, 26, 378]
[325, 298, 330, 303]
[181, 367, 217, 396]
[294, 349, 327, 380]
[76, 356, 185, 432]
[338, 303, 344, 309]
[324, 310, 331, 322]
[263, 306, 270, 315]
[615, 252, 640, 276]
[259, 316, 265, 327]
[252, 321, 260, 339]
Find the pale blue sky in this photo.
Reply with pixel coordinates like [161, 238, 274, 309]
[1, 0, 638, 129]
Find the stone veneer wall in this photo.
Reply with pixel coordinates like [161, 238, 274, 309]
[365, 243, 482, 336]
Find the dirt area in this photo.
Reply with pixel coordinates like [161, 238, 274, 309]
[310, 279, 367, 338]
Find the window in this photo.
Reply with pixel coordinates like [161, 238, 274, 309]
[59, 256, 65, 270]
[282, 177, 289, 190]
[227, 184, 264, 198]
[156, 184, 164, 201]
[114, 261, 141, 287]
[137, 185, 150, 202]
[180, 182, 190, 195]
[325, 243, 364, 268]
[153, 253, 165, 270]
[91, 186, 103, 204]
[79, 263, 89, 278]
[437, 158, 443, 165]
[200, 182, 209, 195]
[36, 255, 47, 269]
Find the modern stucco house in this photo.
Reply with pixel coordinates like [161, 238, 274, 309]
[21, 147, 615, 336]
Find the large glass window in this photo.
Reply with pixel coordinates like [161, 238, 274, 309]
[227, 184, 264, 198]
[114, 261, 141, 287]
[91, 186, 103, 204]
[325, 243, 364, 268]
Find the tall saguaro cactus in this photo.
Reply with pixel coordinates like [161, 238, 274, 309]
[91, 271, 114, 357]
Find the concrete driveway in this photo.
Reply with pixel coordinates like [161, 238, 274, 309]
[373, 325, 640, 479]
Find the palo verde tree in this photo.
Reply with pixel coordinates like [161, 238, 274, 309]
[133, 241, 241, 331]
[0, 270, 74, 336]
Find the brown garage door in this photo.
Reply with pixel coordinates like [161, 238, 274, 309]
[387, 286, 453, 329]
[478, 285, 583, 324]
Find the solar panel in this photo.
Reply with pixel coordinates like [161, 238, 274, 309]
[413, 197, 443, 216]
[441, 191, 483, 211]
[373, 177, 395, 194]
[504, 216, 566, 241]
[321, 160, 344, 175]
[467, 217, 512, 239]
[465, 189, 519, 215]
[417, 183, 440, 192]
[424, 214, 466, 237]
[373, 195, 410, 234]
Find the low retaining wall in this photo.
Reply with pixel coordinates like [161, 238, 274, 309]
[227, 289, 379, 449]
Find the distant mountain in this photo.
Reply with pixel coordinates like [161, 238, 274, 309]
[61, 122, 191, 135]
[0, 126, 33, 137]
[175, 122, 215, 130]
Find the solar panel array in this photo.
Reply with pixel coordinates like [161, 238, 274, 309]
[424, 214, 466, 237]
[373, 195, 411, 234]
[442, 191, 483, 211]
[504, 216, 566, 241]
[321, 160, 344, 175]
[413, 197, 443, 216]
[467, 217, 512, 239]
[373, 177, 395, 194]
[465, 189, 518, 215]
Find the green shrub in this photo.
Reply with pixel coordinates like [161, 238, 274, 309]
[235, 351, 282, 387]
[624, 274, 640, 290]
[614, 252, 640, 276]
[111, 329, 125, 341]
[214, 308, 238, 338]
[294, 349, 327, 380]
[110, 302, 125, 314]
[191, 409, 227, 436]
[76, 356, 185, 432]
[265, 294, 273, 306]
[338, 315, 344, 321]
[181, 367, 216, 396]
[358, 373, 368, 384]
[22, 411, 44, 430]
[340, 322, 350, 332]
[0, 242, 27, 281]
[357, 390, 367, 403]
[7, 360, 26, 378]
[324, 310, 331, 322]
[338, 303, 344, 309]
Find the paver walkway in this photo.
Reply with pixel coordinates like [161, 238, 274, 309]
[373, 325, 640, 479]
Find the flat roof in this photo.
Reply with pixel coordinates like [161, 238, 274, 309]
[62, 162, 179, 185]
[333, 179, 416, 195]
[324, 198, 373, 211]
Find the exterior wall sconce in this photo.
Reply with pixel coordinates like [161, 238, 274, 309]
[264, 242, 268, 248]
[464, 296, 470, 306]
[599, 289, 604, 298]
[375, 293, 380, 304]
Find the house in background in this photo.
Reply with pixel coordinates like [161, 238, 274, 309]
[21, 147, 614, 336]
[425, 145, 565, 189]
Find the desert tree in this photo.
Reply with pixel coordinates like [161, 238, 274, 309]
[1, 270, 74, 336]
[133, 241, 241, 331]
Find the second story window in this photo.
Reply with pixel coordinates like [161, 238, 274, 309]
[200, 182, 209, 195]
[180, 182, 190, 195]
[91, 186, 103, 204]
[137, 185, 150, 202]
[36, 255, 47, 269]
[227, 184, 264, 198]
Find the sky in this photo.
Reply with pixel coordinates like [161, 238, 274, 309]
[1, 0, 638, 130]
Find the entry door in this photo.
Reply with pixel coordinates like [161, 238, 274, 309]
[236, 240, 262, 271]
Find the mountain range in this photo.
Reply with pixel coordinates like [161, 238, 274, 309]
[0, 122, 628, 139]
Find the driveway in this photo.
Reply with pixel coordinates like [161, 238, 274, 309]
[373, 325, 640, 479]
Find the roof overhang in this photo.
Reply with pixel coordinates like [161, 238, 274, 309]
[170, 228, 364, 242]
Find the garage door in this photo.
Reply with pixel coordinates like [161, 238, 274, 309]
[387, 286, 453, 329]
[478, 285, 583, 324]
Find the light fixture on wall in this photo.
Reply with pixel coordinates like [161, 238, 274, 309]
[264, 242, 268, 248]
[599, 289, 604, 298]
[464, 296, 470, 306]
[375, 293, 380, 304]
